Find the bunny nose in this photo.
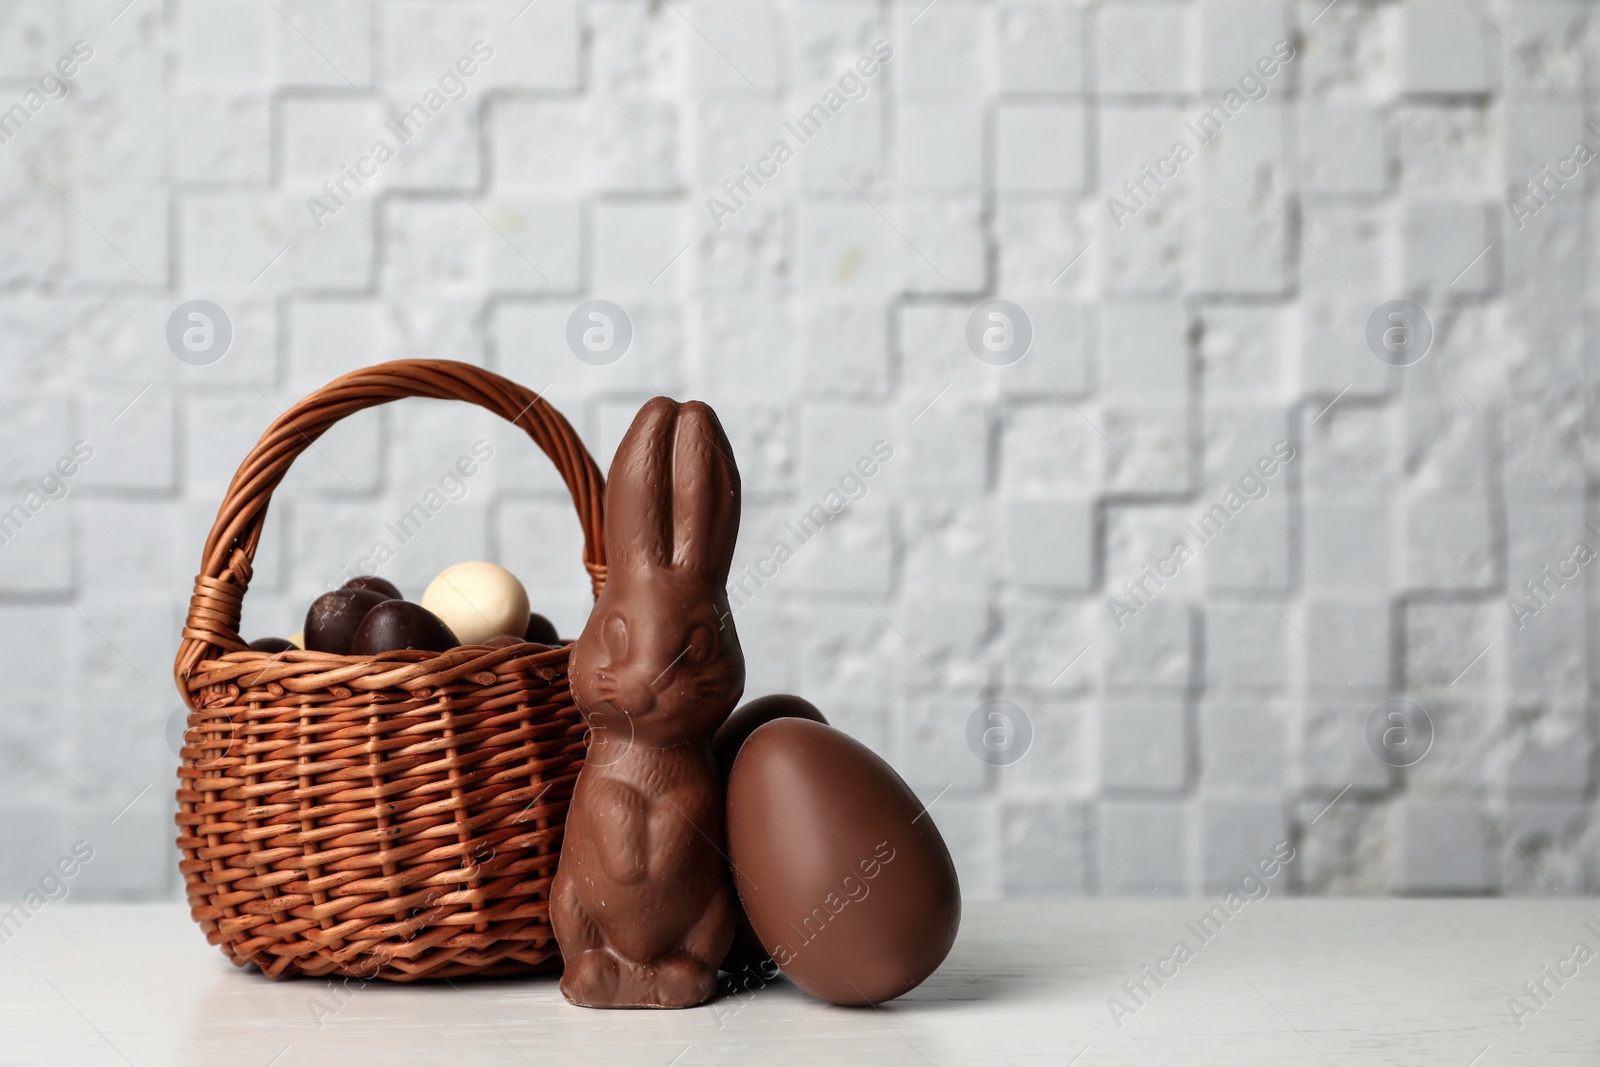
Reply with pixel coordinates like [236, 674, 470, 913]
[615, 677, 657, 716]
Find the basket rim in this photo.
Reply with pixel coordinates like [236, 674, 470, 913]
[174, 360, 607, 712]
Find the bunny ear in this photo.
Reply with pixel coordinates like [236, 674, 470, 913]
[671, 401, 740, 580]
[605, 396, 679, 575]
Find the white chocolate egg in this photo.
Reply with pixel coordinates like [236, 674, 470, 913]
[288, 631, 305, 650]
[420, 562, 530, 646]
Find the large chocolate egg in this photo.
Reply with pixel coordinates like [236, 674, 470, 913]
[715, 694, 830, 977]
[349, 600, 458, 655]
[304, 588, 391, 654]
[726, 718, 960, 1005]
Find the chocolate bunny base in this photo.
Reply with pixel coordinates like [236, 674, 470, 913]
[551, 398, 744, 1009]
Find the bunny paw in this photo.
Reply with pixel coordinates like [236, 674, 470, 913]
[651, 953, 718, 1008]
[559, 949, 624, 1007]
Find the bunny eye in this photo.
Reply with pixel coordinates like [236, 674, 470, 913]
[682, 623, 715, 667]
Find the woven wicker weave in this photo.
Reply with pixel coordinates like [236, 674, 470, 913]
[174, 360, 606, 981]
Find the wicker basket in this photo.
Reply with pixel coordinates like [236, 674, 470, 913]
[173, 360, 606, 981]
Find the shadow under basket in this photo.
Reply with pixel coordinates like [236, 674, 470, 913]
[173, 361, 607, 981]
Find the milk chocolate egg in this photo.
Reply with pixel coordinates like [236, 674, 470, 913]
[344, 575, 402, 600]
[483, 634, 523, 649]
[727, 718, 960, 1006]
[524, 612, 560, 645]
[715, 694, 830, 976]
[304, 588, 392, 654]
[420, 562, 529, 646]
[349, 600, 458, 655]
[248, 637, 295, 653]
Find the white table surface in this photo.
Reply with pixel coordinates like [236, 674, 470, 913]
[1, 900, 1595, 1065]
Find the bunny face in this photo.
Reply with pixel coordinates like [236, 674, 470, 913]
[571, 398, 745, 748]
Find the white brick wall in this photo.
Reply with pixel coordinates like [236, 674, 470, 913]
[0, 0, 1594, 902]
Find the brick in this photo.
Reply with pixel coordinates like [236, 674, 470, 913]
[181, 193, 374, 290]
[796, 93, 885, 194]
[903, 406, 988, 496]
[1099, 699, 1190, 788]
[178, 0, 271, 87]
[1297, 295, 1394, 397]
[67, 187, 166, 287]
[798, 300, 890, 397]
[796, 200, 891, 292]
[894, 197, 987, 293]
[1499, 3, 1587, 98]
[1001, 800, 1090, 895]
[798, 601, 896, 707]
[1200, 701, 1286, 787]
[994, 2, 1086, 94]
[996, 103, 1087, 193]
[1204, 603, 1287, 690]
[1200, 305, 1286, 399]
[685, 2, 784, 95]
[897, 693, 989, 790]
[897, 103, 984, 193]
[1196, 799, 1288, 894]
[1402, 202, 1495, 293]
[1304, 404, 1387, 490]
[1504, 702, 1590, 800]
[1297, 701, 1391, 793]
[1097, 800, 1187, 895]
[485, 0, 580, 92]
[904, 500, 993, 601]
[1003, 499, 1094, 592]
[1303, 598, 1391, 689]
[275, 0, 374, 87]
[494, 98, 679, 195]
[1300, 105, 1387, 195]
[1000, 599, 1096, 692]
[790, 499, 893, 597]
[995, 695, 1093, 792]
[1304, 498, 1390, 590]
[1098, 3, 1189, 96]
[1197, 2, 1292, 96]
[996, 198, 1096, 296]
[1401, 0, 1493, 95]
[1103, 303, 1190, 398]
[173, 93, 271, 184]
[927, 798, 1000, 898]
[1403, 497, 1497, 591]
[0, 806, 68, 899]
[1397, 799, 1495, 893]
[594, 200, 689, 292]
[1203, 501, 1291, 593]
[893, 4, 983, 99]
[1404, 602, 1497, 692]
[1001, 404, 1100, 496]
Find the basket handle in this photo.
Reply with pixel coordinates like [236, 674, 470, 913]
[174, 360, 607, 695]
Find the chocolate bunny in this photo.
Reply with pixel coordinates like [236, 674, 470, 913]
[551, 397, 745, 1008]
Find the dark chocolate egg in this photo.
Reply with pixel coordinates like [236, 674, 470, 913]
[714, 694, 830, 977]
[727, 718, 960, 1006]
[247, 637, 295, 653]
[344, 575, 402, 600]
[713, 694, 827, 780]
[524, 612, 560, 645]
[349, 600, 458, 655]
[304, 588, 392, 654]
